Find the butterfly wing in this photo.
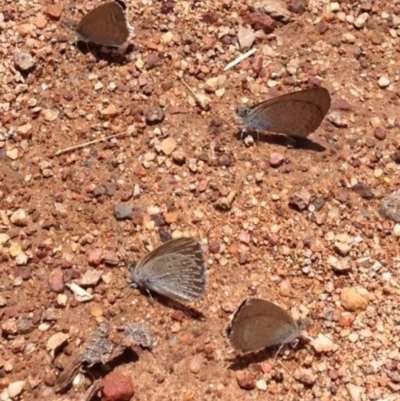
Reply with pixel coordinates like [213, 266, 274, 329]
[228, 298, 300, 353]
[246, 87, 331, 137]
[132, 237, 206, 302]
[76, 1, 130, 47]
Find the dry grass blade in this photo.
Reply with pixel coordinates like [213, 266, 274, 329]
[224, 48, 257, 71]
[55, 133, 126, 156]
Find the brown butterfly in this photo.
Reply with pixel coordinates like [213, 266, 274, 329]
[236, 87, 331, 138]
[75, 1, 133, 49]
[228, 298, 309, 354]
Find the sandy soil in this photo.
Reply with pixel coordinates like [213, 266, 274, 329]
[1, 0, 400, 400]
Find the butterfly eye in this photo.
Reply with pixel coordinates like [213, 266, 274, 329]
[235, 107, 247, 117]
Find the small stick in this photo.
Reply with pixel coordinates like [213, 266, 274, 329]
[224, 48, 257, 71]
[55, 133, 126, 156]
[55, 359, 83, 393]
[179, 76, 210, 111]
[81, 379, 102, 401]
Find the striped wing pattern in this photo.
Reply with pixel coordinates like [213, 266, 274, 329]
[132, 237, 206, 302]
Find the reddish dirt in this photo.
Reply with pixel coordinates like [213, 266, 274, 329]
[1, 0, 400, 400]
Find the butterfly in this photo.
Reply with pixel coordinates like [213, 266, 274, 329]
[130, 237, 206, 302]
[228, 298, 309, 354]
[74, 1, 132, 50]
[236, 87, 331, 138]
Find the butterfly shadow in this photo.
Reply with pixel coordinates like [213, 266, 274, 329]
[235, 129, 326, 152]
[145, 288, 206, 320]
[227, 341, 308, 371]
[75, 41, 135, 65]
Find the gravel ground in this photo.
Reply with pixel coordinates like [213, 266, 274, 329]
[1, 0, 400, 400]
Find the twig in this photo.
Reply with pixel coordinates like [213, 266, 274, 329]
[55, 133, 126, 156]
[55, 359, 82, 394]
[179, 76, 210, 111]
[81, 379, 102, 401]
[224, 48, 257, 71]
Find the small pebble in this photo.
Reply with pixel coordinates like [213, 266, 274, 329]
[294, 368, 317, 386]
[87, 249, 104, 267]
[236, 371, 255, 390]
[46, 3, 63, 19]
[101, 104, 118, 119]
[10, 209, 28, 226]
[279, 279, 292, 297]
[373, 127, 386, 140]
[262, 1, 291, 22]
[42, 109, 59, 122]
[352, 182, 374, 199]
[14, 52, 35, 71]
[256, 379, 267, 391]
[269, 152, 284, 167]
[114, 204, 133, 220]
[340, 288, 368, 312]
[289, 188, 311, 211]
[9, 243, 22, 258]
[103, 372, 134, 401]
[48, 268, 64, 293]
[346, 383, 363, 401]
[289, 0, 306, 14]
[144, 106, 164, 125]
[160, 137, 177, 155]
[380, 191, 400, 223]
[0, 234, 10, 245]
[189, 355, 203, 374]
[311, 334, 337, 353]
[56, 294, 67, 307]
[378, 76, 390, 88]
[237, 25, 256, 49]
[79, 269, 103, 286]
[6, 148, 19, 160]
[46, 332, 69, 360]
[16, 319, 33, 334]
[8, 381, 25, 399]
[1, 319, 18, 335]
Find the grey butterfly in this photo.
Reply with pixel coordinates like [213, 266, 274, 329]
[236, 87, 331, 138]
[227, 298, 309, 354]
[130, 237, 206, 302]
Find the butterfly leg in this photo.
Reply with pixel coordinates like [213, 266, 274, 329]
[240, 127, 248, 140]
[273, 343, 286, 363]
[146, 289, 155, 307]
[272, 338, 300, 363]
[286, 136, 297, 148]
